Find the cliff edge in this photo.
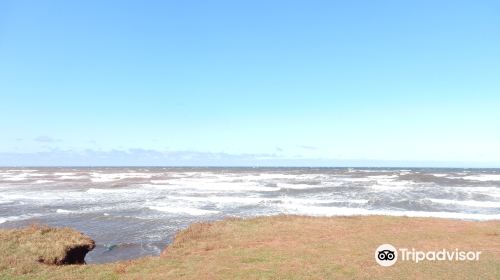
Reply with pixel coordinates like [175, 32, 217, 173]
[0, 224, 94, 271]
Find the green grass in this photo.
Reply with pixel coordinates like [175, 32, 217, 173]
[1, 216, 499, 279]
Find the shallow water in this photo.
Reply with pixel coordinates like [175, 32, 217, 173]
[1, 167, 499, 263]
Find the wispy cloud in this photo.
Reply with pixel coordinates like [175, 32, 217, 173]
[297, 145, 317, 150]
[34, 136, 61, 143]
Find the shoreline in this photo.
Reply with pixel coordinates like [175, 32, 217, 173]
[1, 215, 499, 279]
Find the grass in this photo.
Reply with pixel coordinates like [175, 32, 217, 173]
[0, 224, 95, 275]
[1, 215, 499, 279]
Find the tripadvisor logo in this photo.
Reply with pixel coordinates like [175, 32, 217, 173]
[375, 244, 397, 266]
[375, 244, 481, 267]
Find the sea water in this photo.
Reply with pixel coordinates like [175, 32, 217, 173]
[1, 167, 499, 263]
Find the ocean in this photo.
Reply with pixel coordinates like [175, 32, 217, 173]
[1, 167, 499, 263]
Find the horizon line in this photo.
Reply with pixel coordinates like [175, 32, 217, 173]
[1, 165, 499, 169]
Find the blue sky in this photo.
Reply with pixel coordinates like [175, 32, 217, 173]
[1, 0, 499, 166]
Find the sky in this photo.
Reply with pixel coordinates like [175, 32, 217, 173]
[1, 0, 499, 167]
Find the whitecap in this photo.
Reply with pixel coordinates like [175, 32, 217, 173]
[59, 175, 87, 180]
[90, 172, 153, 183]
[86, 188, 144, 194]
[280, 204, 500, 220]
[429, 199, 500, 208]
[54, 172, 77, 176]
[463, 175, 500, 182]
[368, 175, 399, 179]
[150, 180, 171, 184]
[0, 214, 39, 224]
[148, 206, 219, 216]
[56, 209, 74, 214]
[281, 197, 369, 205]
[277, 183, 323, 190]
[172, 195, 270, 204]
[34, 180, 54, 184]
[2, 174, 29, 181]
[156, 179, 280, 192]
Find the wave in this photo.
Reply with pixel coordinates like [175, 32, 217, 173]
[90, 172, 153, 183]
[148, 206, 219, 216]
[280, 204, 500, 220]
[463, 175, 500, 182]
[86, 188, 146, 194]
[1, 192, 82, 201]
[429, 199, 500, 208]
[56, 209, 74, 214]
[150, 180, 171, 184]
[1, 175, 29, 181]
[34, 180, 54, 184]
[54, 172, 77, 176]
[145, 180, 280, 192]
[166, 195, 369, 208]
[59, 175, 88, 180]
[277, 183, 327, 190]
[282, 197, 369, 205]
[0, 214, 39, 224]
[172, 195, 269, 204]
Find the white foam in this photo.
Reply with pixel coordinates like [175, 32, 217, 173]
[0, 191, 88, 202]
[158, 179, 280, 192]
[2, 174, 29, 181]
[281, 197, 368, 205]
[0, 214, 38, 224]
[150, 180, 171, 184]
[213, 173, 323, 183]
[339, 177, 376, 182]
[370, 180, 414, 190]
[2, 172, 52, 181]
[56, 209, 74, 214]
[25, 173, 49, 177]
[455, 186, 500, 192]
[90, 172, 153, 182]
[280, 204, 500, 220]
[368, 175, 399, 179]
[54, 172, 77, 176]
[432, 174, 448, 177]
[34, 180, 54, 184]
[0, 194, 33, 200]
[59, 175, 87, 180]
[238, 173, 299, 180]
[168, 195, 368, 207]
[463, 175, 500, 182]
[277, 183, 324, 190]
[148, 206, 219, 216]
[86, 188, 144, 194]
[173, 195, 270, 204]
[450, 187, 500, 200]
[429, 199, 500, 208]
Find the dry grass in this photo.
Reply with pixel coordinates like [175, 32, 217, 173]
[1, 216, 499, 279]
